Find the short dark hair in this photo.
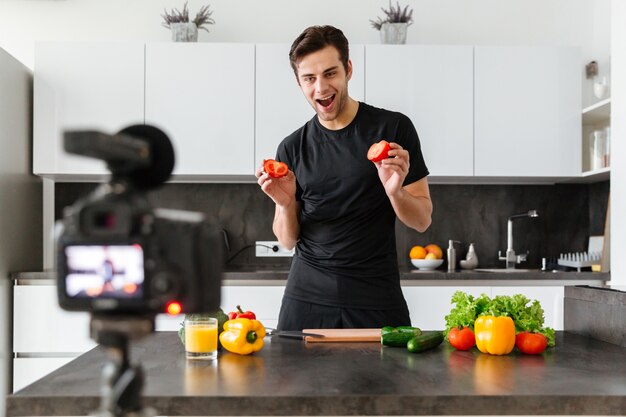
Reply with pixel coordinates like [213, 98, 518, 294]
[289, 26, 350, 77]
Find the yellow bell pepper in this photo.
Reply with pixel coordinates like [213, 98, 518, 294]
[474, 315, 515, 355]
[219, 318, 266, 355]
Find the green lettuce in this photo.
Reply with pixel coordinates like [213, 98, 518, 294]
[444, 290, 555, 347]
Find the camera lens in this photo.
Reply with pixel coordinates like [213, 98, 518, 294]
[94, 211, 117, 230]
[152, 272, 175, 295]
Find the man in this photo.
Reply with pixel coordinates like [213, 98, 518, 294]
[255, 26, 432, 330]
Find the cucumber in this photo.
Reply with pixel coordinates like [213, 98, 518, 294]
[395, 326, 422, 333]
[381, 326, 422, 347]
[381, 326, 395, 335]
[406, 331, 444, 353]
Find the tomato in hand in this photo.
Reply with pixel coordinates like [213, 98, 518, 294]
[447, 326, 476, 351]
[367, 140, 391, 162]
[515, 331, 547, 354]
[263, 159, 289, 178]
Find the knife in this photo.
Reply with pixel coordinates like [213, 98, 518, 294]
[266, 328, 325, 340]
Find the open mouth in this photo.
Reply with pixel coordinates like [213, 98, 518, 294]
[316, 94, 336, 109]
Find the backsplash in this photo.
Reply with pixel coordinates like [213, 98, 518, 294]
[55, 181, 609, 270]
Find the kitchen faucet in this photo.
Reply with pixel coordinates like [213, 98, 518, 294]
[498, 210, 539, 269]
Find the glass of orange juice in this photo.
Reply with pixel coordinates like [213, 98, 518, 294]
[184, 317, 218, 360]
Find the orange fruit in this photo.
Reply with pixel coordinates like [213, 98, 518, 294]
[409, 245, 427, 259]
[425, 244, 443, 259]
[425, 252, 438, 260]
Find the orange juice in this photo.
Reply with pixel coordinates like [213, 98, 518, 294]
[185, 324, 218, 353]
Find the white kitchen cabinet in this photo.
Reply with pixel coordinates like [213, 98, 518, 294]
[255, 44, 365, 164]
[403, 285, 563, 331]
[13, 286, 95, 353]
[152, 286, 286, 331]
[365, 45, 474, 176]
[11, 283, 192, 393]
[145, 43, 255, 176]
[13, 284, 94, 393]
[9, 283, 285, 393]
[13, 357, 75, 392]
[474, 46, 581, 177]
[221, 285, 286, 329]
[491, 286, 564, 330]
[31, 43, 584, 181]
[402, 286, 487, 330]
[33, 42, 145, 176]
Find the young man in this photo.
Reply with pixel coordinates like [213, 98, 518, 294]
[255, 26, 432, 330]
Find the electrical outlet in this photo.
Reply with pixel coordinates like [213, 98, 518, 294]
[255, 241, 294, 257]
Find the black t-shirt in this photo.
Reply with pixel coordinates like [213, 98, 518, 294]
[275, 102, 429, 309]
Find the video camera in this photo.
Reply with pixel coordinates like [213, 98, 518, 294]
[56, 124, 222, 316]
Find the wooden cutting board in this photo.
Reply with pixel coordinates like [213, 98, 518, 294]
[302, 328, 381, 343]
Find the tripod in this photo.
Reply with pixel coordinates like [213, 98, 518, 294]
[90, 315, 157, 417]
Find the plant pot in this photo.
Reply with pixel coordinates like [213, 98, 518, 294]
[380, 22, 408, 44]
[171, 22, 198, 42]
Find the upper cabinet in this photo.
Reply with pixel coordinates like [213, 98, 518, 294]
[145, 43, 255, 176]
[32, 43, 583, 182]
[255, 44, 364, 163]
[34, 42, 145, 176]
[474, 46, 581, 178]
[365, 45, 474, 176]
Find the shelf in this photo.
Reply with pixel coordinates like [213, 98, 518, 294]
[580, 166, 610, 183]
[557, 167, 610, 184]
[582, 98, 611, 124]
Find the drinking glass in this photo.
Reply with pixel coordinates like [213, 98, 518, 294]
[184, 317, 218, 360]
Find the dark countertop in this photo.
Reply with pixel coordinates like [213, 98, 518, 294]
[11, 268, 609, 284]
[223, 267, 609, 283]
[7, 331, 626, 416]
[564, 285, 626, 348]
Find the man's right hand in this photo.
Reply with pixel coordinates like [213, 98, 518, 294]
[255, 164, 297, 208]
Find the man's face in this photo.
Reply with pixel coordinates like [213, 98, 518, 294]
[295, 45, 352, 123]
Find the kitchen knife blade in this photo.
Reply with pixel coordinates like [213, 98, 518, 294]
[266, 329, 325, 340]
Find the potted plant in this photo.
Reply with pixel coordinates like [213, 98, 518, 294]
[161, 2, 215, 42]
[370, 1, 414, 44]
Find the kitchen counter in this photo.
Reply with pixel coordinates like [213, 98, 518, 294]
[6, 331, 626, 416]
[11, 268, 609, 286]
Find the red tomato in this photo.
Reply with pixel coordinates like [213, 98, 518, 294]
[447, 326, 476, 351]
[515, 332, 548, 355]
[367, 140, 391, 162]
[263, 159, 289, 178]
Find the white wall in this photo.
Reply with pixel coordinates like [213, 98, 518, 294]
[0, 48, 43, 414]
[610, 0, 624, 285]
[0, 0, 611, 105]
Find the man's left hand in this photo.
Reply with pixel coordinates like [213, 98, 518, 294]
[374, 142, 409, 196]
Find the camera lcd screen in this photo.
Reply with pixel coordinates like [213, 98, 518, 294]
[65, 245, 144, 299]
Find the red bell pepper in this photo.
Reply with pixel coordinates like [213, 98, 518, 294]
[228, 305, 256, 320]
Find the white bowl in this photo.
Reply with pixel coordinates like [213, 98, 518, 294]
[411, 258, 444, 270]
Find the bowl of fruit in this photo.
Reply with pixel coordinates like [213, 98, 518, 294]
[409, 244, 444, 270]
